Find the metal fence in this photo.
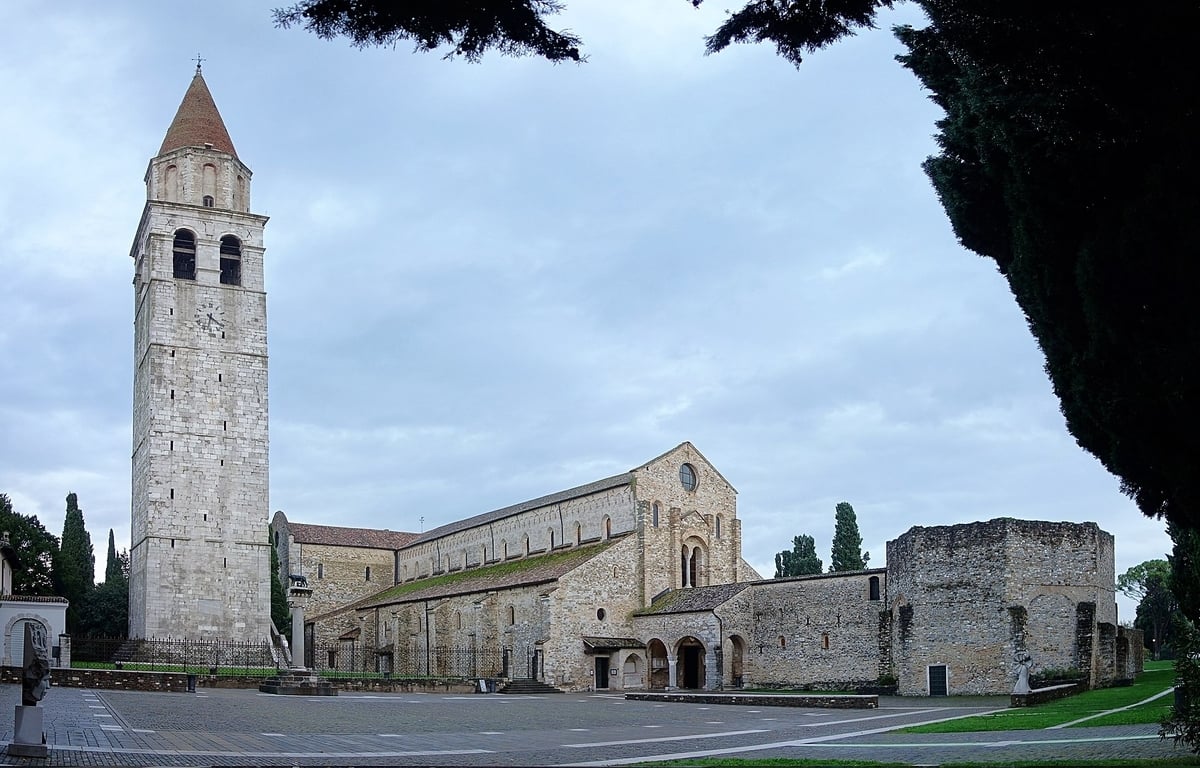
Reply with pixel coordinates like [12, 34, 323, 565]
[70, 636, 278, 675]
[70, 637, 508, 681]
[309, 642, 505, 679]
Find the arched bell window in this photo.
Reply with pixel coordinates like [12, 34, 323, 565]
[219, 235, 241, 285]
[172, 229, 196, 280]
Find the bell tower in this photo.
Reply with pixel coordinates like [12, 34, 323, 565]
[129, 66, 271, 640]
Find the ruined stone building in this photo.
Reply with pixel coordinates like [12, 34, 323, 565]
[273, 443, 1142, 695]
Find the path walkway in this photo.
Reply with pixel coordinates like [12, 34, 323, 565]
[0, 684, 1186, 766]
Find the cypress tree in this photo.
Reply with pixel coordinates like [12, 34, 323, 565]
[270, 532, 291, 638]
[55, 492, 95, 631]
[829, 501, 869, 572]
[774, 534, 822, 577]
[104, 528, 122, 583]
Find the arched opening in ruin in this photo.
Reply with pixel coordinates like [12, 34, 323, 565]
[676, 636, 706, 690]
[646, 639, 669, 689]
[728, 634, 746, 688]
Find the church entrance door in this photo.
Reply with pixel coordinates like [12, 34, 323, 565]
[678, 637, 705, 689]
[595, 657, 610, 689]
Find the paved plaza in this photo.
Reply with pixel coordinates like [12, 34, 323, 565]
[0, 684, 1186, 766]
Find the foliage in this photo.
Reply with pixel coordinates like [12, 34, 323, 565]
[774, 534, 822, 577]
[1171, 523, 1200, 624]
[710, 3, 1200, 541]
[0, 492, 60, 595]
[76, 528, 129, 638]
[54, 492, 96, 632]
[904, 665, 1175, 733]
[279, 1, 1200, 543]
[830, 502, 869, 572]
[1163, 617, 1200, 751]
[273, 0, 584, 62]
[270, 531, 291, 638]
[1119, 559, 1177, 659]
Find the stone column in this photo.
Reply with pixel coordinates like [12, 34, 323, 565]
[288, 585, 313, 671]
[666, 652, 678, 689]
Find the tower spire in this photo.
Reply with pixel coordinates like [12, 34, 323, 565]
[158, 67, 237, 158]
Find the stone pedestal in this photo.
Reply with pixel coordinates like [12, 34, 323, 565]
[7, 705, 48, 758]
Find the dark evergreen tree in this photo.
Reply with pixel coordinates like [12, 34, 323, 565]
[0, 493, 59, 595]
[104, 528, 122, 583]
[1170, 524, 1200, 625]
[829, 501, 869, 572]
[275, 0, 1200, 541]
[54, 492, 95, 632]
[270, 532, 291, 638]
[774, 534, 822, 577]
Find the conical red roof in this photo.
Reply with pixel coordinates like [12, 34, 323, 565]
[158, 69, 237, 158]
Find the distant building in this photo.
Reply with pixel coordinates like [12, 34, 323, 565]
[0, 532, 68, 668]
[274, 444, 1142, 694]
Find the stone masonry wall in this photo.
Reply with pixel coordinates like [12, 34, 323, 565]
[632, 444, 740, 605]
[887, 519, 1115, 695]
[396, 484, 636, 582]
[728, 571, 887, 689]
[297, 543, 397, 621]
[130, 143, 271, 642]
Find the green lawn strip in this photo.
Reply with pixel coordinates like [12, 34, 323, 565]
[902, 667, 1175, 733]
[638, 759, 1200, 767]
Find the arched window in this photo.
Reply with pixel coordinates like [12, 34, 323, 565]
[202, 195, 215, 208]
[456, 611, 463, 630]
[603, 517, 611, 539]
[172, 229, 196, 280]
[869, 575, 881, 601]
[202, 163, 217, 204]
[317, 562, 323, 579]
[164, 164, 179, 202]
[575, 522, 582, 545]
[779, 635, 786, 648]
[219, 235, 242, 285]
[523, 535, 530, 556]
[652, 502, 660, 528]
[715, 515, 722, 538]
[822, 633, 830, 650]
[365, 566, 371, 581]
[502, 540, 509, 559]
[508, 606, 516, 626]
[549, 529, 556, 549]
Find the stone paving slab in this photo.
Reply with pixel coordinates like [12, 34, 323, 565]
[0, 683, 1191, 766]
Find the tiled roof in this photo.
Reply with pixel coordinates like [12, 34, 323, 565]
[289, 523, 417, 550]
[406, 472, 633, 547]
[158, 70, 238, 158]
[319, 539, 619, 618]
[637, 582, 751, 615]
[582, 636, 645, 651]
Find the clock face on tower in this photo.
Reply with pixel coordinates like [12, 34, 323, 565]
[194, 300, 226, 336]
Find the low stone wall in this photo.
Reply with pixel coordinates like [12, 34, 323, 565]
[3, 667, 482, 695]
[626, 692, 878, 709]
[2, 667, 190, 692]
[1010, 682, 1083, 707]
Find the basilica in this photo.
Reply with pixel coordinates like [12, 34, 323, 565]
[133, 70, 1142, 697]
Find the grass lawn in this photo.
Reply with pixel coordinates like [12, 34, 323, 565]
[641, 758, 1200, 767]
[902, 662, 1174, 733]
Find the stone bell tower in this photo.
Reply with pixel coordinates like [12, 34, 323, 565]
[128, 66, 271, 640]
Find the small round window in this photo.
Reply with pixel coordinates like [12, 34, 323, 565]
[680, 463, 698, 491]
[597, 608, 607, 621]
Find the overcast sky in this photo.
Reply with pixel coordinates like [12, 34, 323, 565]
[0, 1, 1170, 619]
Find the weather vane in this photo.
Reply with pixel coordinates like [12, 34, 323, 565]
[194, 53, 205, 73]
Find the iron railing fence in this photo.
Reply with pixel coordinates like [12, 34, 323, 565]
[69, 636, 277, 675]
[310, 642, 505, 679]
